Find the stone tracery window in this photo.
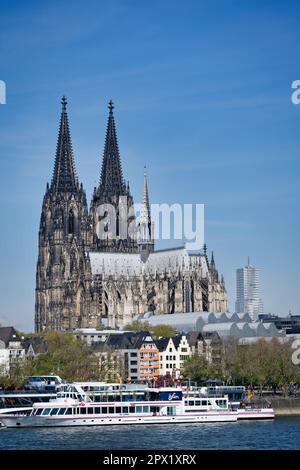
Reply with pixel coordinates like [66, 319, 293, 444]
[68, 209, 75, 234]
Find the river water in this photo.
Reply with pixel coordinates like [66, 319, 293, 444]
[0, 417, 299, 450]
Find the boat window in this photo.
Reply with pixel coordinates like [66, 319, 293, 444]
[80, 408, 87, 415]
[188, 401, 194, 406]
[36, 408, 43, 415]
[42, 408, 51, 415]
[95, 407, 101, 414]
[102, 407, 107, 414]
[150, 406, 160, 414]
[167, 406, 176, 416]
[122, 407, 129, 414]
[129, 406, 135, 413]
[143, 406, 149, 413]
[136, 406, 142, 413]
[50, 408, 59, 415]
[88, 408, 94, 415]
[58, 408, 67, 415]
[109, 407, 115, 414]
[202, 400, 207, 406]
[116, 407, 121, 414]
[65, 408, 73, 415]
[195, 401, 200, 406]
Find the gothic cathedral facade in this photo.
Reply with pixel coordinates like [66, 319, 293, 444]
[35, 98, 227, 332]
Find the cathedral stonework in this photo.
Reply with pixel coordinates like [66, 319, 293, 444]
[35, 97, 227, 332]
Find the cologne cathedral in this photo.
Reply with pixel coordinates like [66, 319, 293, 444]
[35, 97, 227, 332]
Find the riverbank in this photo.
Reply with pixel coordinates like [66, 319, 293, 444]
[267, 397, 300, 416]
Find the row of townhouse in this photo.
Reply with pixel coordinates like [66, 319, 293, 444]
[156, 331, 222, 379]
[90, 331, 160, 382]
[74, 328, 222, 382]
[0, 327, 48, 374]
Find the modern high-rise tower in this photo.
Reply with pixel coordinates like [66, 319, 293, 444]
[235, 258, 263, 321]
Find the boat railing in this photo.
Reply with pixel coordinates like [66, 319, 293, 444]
[0, 390, 56, 396]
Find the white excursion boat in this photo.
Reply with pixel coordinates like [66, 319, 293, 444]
[0, 382, 238, 428]
[185, 386, 275, 420]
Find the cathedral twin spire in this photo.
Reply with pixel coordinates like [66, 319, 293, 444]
[51, 97, 130, 199]
[99, 100, 126, 197]
[51, 96, 78, 194]
[49, 97, 152, 253]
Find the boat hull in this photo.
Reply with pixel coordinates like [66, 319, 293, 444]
[237, 408, 275, 420]
[0, 412, 238, 428]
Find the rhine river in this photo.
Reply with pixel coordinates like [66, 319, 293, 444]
[0, 417, 299, 450]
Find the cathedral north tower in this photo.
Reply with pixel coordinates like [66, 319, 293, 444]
[35, 97, 97, 332]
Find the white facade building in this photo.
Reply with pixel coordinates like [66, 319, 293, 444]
[0, 327, 26, 373]
[157, 335, 192, 378]
[235, 259, 263, 321]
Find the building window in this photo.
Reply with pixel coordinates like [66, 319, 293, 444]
[68, 209, 75, 234]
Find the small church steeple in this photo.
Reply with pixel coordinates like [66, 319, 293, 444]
[141, 166, 151, 226]
[138, 166, 154, 261]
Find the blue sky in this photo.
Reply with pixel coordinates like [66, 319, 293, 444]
[0, 0, 299, 331]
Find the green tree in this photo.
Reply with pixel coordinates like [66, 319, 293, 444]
[182, 353, 216, 384]
[27, 332, 99, 382]
[123, 320, 176, 338]
[123, 320, 151, 332]
[150, 324, 177, 339]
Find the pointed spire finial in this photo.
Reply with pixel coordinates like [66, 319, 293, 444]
[108, 99, 114, 114]
[61, 95, 67, 111]
[211, 251, 215, 267]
